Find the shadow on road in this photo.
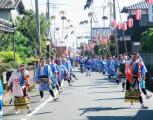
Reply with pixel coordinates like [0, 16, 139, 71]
[79, 106, 129, 116]
[93, 97, 124, 101]
[34, 111, 52, 116]
[88, 86, 117, 89]
[86, 110, 153, 120]
[88, 90, 121, 94]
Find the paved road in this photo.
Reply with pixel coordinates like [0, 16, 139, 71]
[3, 71, 153, 120]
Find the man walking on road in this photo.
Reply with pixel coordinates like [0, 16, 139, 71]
[35, 58, 58, 102]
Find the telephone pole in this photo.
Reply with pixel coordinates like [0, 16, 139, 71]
[113, 0, 119, 56]
[35, 0, 41, 56]
[46, 0, 51, 58]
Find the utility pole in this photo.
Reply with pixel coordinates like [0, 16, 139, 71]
[113, 0, 119, 56]
[46, 0, 51, 58]
[35, 0, 41, 56]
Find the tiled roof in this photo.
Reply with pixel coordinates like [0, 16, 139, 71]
[0, 0, 20, 9]
[122, 1, 149, 13]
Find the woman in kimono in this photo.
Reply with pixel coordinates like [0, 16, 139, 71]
[35, 59, 58, 101]
[7, 65, 32, 114]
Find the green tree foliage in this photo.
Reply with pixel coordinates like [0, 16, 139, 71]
[141, 28, 153, 52]
[0, 10, 50, 63]
[16, 10, 50, 57]
[0, 51, 21, 63]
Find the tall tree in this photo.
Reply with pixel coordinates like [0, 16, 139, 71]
[141, 28, 153, 52]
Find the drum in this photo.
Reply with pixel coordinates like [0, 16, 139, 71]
[14, 97, 30, 110]
[125, 90, 141, 102]
[125, 76, 141, 103]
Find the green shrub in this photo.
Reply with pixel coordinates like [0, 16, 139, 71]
[0, 51, 22, 63]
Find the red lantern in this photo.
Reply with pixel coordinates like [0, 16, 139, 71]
[135, 9, 142, 21]
[117, 23, 122, 30]
[146, 0, 153, 4]
[112, 19, 116, 28]
[128, 18, 133, 28]
[122, 23, 127, 31]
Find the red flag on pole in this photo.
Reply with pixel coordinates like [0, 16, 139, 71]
[135, 9, 142, 21]
[128, 18, 133, 28]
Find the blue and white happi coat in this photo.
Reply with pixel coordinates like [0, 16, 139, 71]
[35, 65, 53, 91]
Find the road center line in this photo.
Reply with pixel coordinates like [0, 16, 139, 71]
[27, 91, 58, 117]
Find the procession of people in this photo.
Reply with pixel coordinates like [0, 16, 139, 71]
[78, 52, 152, 109]
[0, 52, 152, 118]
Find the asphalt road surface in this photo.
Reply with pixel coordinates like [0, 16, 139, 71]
[3, 71, 153, 120]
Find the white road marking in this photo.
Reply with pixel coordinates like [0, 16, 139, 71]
[27, 90, 58, 117]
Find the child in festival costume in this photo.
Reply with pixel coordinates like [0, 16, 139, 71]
[125, 53, 148, 109]
[7, 65, 32, 114]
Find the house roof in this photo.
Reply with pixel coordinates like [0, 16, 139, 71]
[121, 1, 149, 13]
[0, 0, 21, 10]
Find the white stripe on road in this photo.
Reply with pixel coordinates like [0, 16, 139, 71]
[27, 91, 58, 117]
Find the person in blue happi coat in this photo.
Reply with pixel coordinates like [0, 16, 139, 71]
[85, 57, 92, 76]
[101, 56, 107, 74]
[46, 59, 61, 93]
[0, 80, 3, 119]
[139, 58, 152, 99]
[35, 58, 58, 101]
[106, 57, 116, 79]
